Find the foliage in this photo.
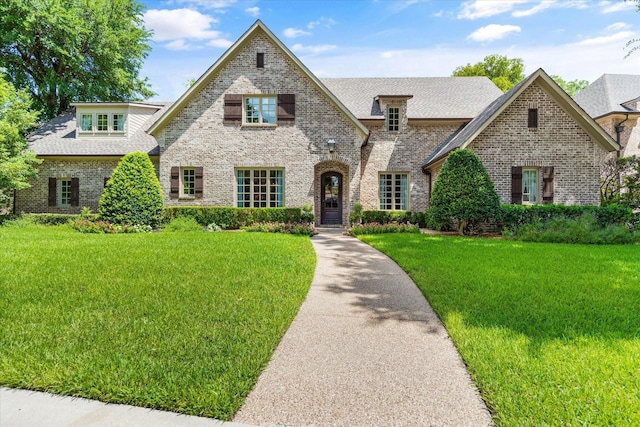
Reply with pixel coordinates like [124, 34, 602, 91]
[550, 75, 589, 97]
[429, 149, 502, 235]
[600, 155, 640, 209]
[0, 74, 41, 206]
[162, 216, 202, 232]
[349, 202, 363, 225]
[0, 226, 315, 420]
[0, 0, 154, 120]
[16, 213, 83, 226]
[243, 221, 317, 236]
[72, 219, 151, 234]
[452, 54, 525, 92]
[626, 0, 640, 57]
[359, 209, 426, 227]
[98, 152, 163, 227]
[346, 221, 421, 236]
[503, 213, 640, 244]
[300, 204, 314, 223]
[162, 206, 302, 229]
[500, 203, 633, 230]
[361, 233, 640, 426]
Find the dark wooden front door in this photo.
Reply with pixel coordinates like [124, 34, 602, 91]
[321, 172, 342, 225]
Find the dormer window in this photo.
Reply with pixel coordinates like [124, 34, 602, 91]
[375, 95, 412, 133]
[77, 111, 126, 134]
[81, 114, 93, 131]
[388, 107, 400, 131]
[113, 114, 124, 131]
[97, 114, 109, 131]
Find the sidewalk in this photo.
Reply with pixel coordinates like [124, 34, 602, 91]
[233, 229, 493, 426]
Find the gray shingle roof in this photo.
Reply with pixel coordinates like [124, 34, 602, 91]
[573, 74, 640, 118]
[321, 77, 503, 120]
[28, 103, 171, 156]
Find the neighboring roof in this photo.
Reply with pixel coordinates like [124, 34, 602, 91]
[148, 20, 369, 138]
[28, 103, 170, 156]
[574, 74, 640, 118]
[70, 102, 164, 109]
[321, 77, 503, 120]
[422, 68, 619, 170]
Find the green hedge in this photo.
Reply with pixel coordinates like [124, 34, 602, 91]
[162, 206, 302, 229]
[360, 210, 427, 227]
[501, 204, 633, 229]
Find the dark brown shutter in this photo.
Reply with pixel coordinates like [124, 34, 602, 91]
[170, 166, 180, 197]
[195, 167, 203, 199]
[256, 52, 264, 68]
[528, 108, 538, 128]
[277, 94, 295, 125]
[48, 178, 57, 207]
[70, 178, 80, 207]
[542, 166, 554, 204]
[511, 166, 523, 204]
[224, 94, 243, 124]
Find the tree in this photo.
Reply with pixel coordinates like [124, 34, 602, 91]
[0, 0, 154, 120]
[0, 74, 41, 208]
[626, 0, 640, 57]
[98, 152, 164, 226]
[452, 54, 525, 92]
[428, 149, 502, 235]
[551, 75, 589, 97]
[600, 155, 640, 210]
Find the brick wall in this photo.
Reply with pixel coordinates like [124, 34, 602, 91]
[157, 30, 366, 225]
[14, 157, 159, 213]
[469, 83, 608, 206]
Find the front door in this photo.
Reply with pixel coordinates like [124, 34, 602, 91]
[321, 172, 342, 225]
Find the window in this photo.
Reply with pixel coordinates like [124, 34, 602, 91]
[58, 178, 72, 207]
[257, 52, 264, 68]
[97, 114, 109, 131]
[237, 169, 283, 207]
[113, 114, 124, 132]
[522, 169, 538, 204]
[528, 108, 538, 128]
[182, 168, 195, 196]
[379, 173, 408, 210]
[245, 96, 277, 124]
[388, 107, 400, 131]
[81, 114, 93, 131]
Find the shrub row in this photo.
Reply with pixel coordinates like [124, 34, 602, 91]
[347, 222, 421, 236]
[162, 206, 303, 229]
[501, 204, 633, 229]
[359, 210, 427, 227]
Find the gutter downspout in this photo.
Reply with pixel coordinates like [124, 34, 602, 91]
[615, 114, 629, 188]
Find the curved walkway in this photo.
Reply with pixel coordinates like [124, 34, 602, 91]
[233, 229, 492, 426]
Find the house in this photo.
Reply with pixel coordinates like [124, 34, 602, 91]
[574, 74, 640, 158]
[16, 20, 618, 225]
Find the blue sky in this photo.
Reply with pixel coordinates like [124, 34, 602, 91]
[139, 0, 640, 101]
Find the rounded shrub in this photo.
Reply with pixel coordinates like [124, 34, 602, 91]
[429, 149, 501, 235]
[98, 151, 164, 226]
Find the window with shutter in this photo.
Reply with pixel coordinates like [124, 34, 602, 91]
[224, 94, 243, 124]
[528, 108, 538, 128]
[170, 166, 180, 197]
[511, 166, 523, 204]
[542, 166, 554, 204]
[257, 52, 264, 68]
[277, 94, 295, 125]
[195, 167, 203, 199]
[70, 178, 80, 207]
[48, 178, 57, 207]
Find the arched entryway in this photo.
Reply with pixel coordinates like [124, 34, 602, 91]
[320, 172, 342, 225]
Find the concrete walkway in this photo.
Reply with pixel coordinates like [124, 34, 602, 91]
[233, 229, 492, 426]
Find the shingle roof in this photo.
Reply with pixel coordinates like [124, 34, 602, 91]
[573, 74, 640, 118]
[28, 103, 171, 156]
[321, 77, 503, 120]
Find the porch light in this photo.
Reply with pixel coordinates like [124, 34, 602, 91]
[327, 139, 336, 152]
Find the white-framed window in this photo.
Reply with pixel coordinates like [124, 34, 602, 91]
[522, 169, 539, 204]
[244, 96, 277, 124]
[182, 168, 195, 196]
[58, 178, 72, 207]
[236, 169, 284, 207]
[388, 107, 400, 131]
[112, 114, 124, 131]
[379, 173, 408, 210]
[97, 114, 109, 131]
[81, 114, 93, 131]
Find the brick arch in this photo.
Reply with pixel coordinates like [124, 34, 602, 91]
[314, 160, 350, 226]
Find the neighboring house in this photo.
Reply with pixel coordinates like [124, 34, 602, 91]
[574, 74, 640, 158]
[16, 20, 618, 225]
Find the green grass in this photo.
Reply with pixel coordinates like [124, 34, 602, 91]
[0, 224, 315, 420]
[359, 234, 640, 426]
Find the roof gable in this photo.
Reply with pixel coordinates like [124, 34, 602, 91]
[147, 20, 368, 137]
[422, 68, 619, 170]
[574, 74, 640, 118]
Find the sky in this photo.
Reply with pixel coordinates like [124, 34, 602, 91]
[138, 0, 640, 101]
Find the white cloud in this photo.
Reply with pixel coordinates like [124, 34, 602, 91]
[171, 0, 237, 9]
[468, 24, 522, 42]
[165, 39, 192, 50]
[574, 31, 636, 46]
[291, 44, 337, 54]
[207, 38, 233, 48]
[144, 9, 224, 43]
[512, 0, 555, 17]
[458, 0, 527, 19]
[283, 27, 311, 38]
[307, 17, 337, 30]
[599, 0, 636, 14]
[607, 22, 631, 31]
[245, 6, 260, 17]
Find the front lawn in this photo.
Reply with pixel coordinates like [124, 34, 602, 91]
[0, 224, 315, 420]
[360, 234, 640, 426]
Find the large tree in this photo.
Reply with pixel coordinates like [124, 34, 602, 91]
[551, 75, 589, 97]
[0, 0, 154, 120]
[452, 54, 525, 92]
[0, 74, 41, 208]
